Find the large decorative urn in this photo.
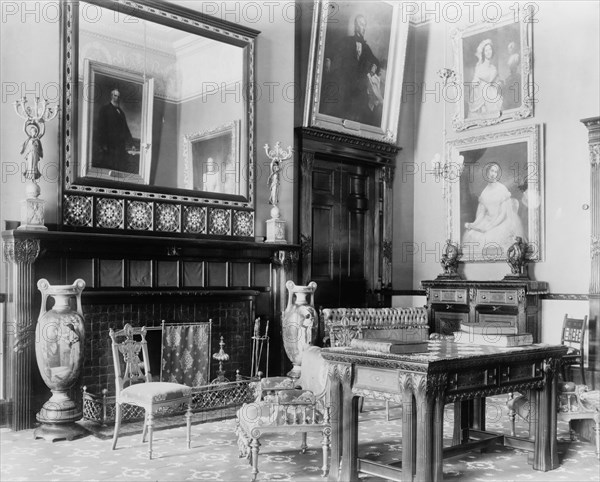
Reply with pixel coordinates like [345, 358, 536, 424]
[282, 281, 318, 378]
[34, 278, 87, 441]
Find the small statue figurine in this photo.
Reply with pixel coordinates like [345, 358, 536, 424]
[21, 121, 44, 182]
[505, 236, 529, 278]
[268, 158, 281, 206]
[264, 142, 292, 208]
[438, 239, 461, 279]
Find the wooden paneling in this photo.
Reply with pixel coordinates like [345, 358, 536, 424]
[157, 261, 178, 287]
[99, 259, 123, 287]
[183, 262, 203, 287]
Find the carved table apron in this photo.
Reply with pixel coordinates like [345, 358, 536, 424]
[322, 341, 566, 482]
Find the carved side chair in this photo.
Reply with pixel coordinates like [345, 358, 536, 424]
[109, 324, 193, 459]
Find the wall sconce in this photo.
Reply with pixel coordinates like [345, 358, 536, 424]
[431, 147, 465, 183]
[430, 68, 464, 197]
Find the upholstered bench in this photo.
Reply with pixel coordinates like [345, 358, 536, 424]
[320, 307, 429, 347]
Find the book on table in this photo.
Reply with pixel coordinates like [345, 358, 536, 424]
[460, 323, 517, 335]
[349, 338, 429, 354]
[453, 330, 533, 347]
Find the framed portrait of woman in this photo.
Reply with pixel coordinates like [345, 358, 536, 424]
[446, 124, 544, 262]
[451, 7, 534, 131]
[304, 0, 409, 143]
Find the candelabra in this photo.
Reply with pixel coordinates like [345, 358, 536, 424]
[430, 69, 464, 197]
[211, 336, 230, 384]
[264, 141, 292, 243]
[13, 96, 59, 230]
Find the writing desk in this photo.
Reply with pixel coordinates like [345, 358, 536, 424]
[321, 341, 566, 482]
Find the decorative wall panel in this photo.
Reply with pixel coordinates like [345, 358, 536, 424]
[63, 195, 254, 239]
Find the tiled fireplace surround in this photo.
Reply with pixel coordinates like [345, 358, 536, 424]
[2, 229, 295, 430]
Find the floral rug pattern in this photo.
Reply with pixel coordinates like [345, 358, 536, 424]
[1, 398, 598, 481]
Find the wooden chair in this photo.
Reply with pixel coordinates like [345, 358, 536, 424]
[507, 383, 599, 459]
[561, 314, 588, 385]
[109, 324, 193, 459]
[235, 347, 331, 481]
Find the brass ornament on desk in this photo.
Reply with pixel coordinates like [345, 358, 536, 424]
[437, 239, 462, 279]
[505, 236, 530, 279]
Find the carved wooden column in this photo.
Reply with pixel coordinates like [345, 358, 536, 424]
[381, 165, 395, 289]
[582, 116, 600, 387]
[2, 235, 40, 430]
[299, 151, 314, 286]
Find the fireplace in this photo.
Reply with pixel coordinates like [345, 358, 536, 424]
[2, 229, 297, 430]
[82, 298, 255, 397]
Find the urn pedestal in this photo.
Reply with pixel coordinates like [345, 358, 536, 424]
[282, 281, 317, 378]
[34, 278, 87, 441]
[265, 205, 287, 243]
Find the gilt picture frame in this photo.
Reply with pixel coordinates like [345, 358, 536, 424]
[447, 124, 544, 262]
[304, 0, 409, 143]
[80, 59, 154, 184]
[182, 120, 241, 196]
[451, 7, 534, 131]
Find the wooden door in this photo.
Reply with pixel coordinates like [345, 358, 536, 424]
[297, 127, 397, 314]
[310, 159, 375, 308]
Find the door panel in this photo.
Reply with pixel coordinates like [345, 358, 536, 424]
[312, 206, 333, 279]
[310, 159, 373, 308]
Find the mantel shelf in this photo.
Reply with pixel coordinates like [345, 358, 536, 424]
[2, 228, 297, 251]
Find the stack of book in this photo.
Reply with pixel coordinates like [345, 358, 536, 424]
[453, 323, 533, 347]
[350, 338, 429, 354]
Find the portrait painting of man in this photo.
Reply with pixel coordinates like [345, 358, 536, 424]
[319, 1, 393, 127]
[305, 0, 409, 143]
[91, 74, 142, 174]
[80, 60, 154, 184]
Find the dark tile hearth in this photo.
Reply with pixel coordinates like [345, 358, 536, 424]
[1, 398, 598, 481]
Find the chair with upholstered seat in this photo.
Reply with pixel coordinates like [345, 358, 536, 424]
[109, 324, 193, 459]
[236, 346, 331, 481]
[560, 314, 588, 385]
[507, 382, 599, 459]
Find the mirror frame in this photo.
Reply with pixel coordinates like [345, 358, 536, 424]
[60, 0, 259, 238]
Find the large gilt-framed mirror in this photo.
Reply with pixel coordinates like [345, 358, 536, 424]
[60, 0, 258, 237]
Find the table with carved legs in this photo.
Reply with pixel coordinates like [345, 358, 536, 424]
[322, 341, 566, 482]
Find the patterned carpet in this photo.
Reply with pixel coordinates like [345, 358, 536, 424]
[1, 397, 598, 481]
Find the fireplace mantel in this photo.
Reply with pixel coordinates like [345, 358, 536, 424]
[2, 228, 298, 430]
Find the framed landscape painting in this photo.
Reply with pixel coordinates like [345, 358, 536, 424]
[304, 0, 409, 143]
[451, 7, 534, 131]
[446, 124, 544, 262]
[80, 60, 154, 184]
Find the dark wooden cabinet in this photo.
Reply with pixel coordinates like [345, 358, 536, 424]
[422, 279, 548, 343]
[296, 127, 398, 308]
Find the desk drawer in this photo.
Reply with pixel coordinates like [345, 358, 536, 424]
[355, 367, 401, 394]
[430, 289, 468, 304]
[476, 290, 519, 306]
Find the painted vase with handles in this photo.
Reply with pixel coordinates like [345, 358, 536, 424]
[35, 278, 86, 426]
[282, 280, 318, 378]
